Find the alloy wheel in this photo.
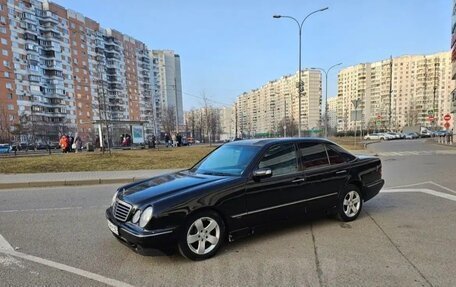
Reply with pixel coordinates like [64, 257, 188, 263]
[186, 217, 220, 255]
[343, 191, 361, 217]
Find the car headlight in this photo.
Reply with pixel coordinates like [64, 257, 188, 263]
[111, 191, 118, 206]
[139, 206, 153, 228]
[132, 210, 141, 224]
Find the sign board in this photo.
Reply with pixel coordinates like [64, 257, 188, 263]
[428, 115, 434, 121]
[131, 125, 144, 144]
[444, 122, 450, 129]
[377, 115, 381, 120]
[376, 121, 381, 126]
[351, 110, 363, 121]
[444, 114, 451, 121]
[428, 110, 434, 115]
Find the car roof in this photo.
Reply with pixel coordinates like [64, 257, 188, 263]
[224, 137, 334, 147]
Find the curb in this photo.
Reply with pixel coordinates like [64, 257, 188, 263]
[0, 177, 147, 190]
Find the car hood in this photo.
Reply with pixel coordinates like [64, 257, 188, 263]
[118, 171, 233, 206]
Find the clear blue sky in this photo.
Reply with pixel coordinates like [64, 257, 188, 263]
[56, 0, 452, 110]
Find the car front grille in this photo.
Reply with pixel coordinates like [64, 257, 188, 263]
[114, 200, 132, 222]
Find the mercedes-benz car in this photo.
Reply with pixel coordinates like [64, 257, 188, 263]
[106, 138, 384, 260]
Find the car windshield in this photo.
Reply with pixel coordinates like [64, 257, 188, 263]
[191, 144, 260, 176]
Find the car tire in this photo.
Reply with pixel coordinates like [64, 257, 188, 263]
[178, 210, 225, 261]
[337, 185, 363, 222]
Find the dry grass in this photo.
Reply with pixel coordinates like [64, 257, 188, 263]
[328, 137, 367, 150]
[0, 146, 216, 174]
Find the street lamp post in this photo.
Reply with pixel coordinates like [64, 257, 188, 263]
[273, 7, 328, 137]
[311, 63, 342, 138]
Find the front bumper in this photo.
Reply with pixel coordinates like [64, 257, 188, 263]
[105, 208, 177, 250]
[363, 179, 385, 202]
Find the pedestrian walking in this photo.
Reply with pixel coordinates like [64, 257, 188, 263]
[59, 135, 68, 153]
[165, 133, 170, 147]
[74, 136, 82, 153]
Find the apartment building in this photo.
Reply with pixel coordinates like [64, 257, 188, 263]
[326, 96, 337, 130]
[234, 70, 322, 136]
[452, 0, 456, 120]
[0, 0, 181, 144]
[150, 50, 183, 133]
[337, 52, 455, 132]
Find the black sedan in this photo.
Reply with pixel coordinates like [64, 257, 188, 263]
[106, 138, 384, 260]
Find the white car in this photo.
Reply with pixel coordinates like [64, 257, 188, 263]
[364, 133, 394, 141]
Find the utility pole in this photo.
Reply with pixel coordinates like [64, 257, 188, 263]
[234, 103, 238, 139]
[174, 77, 179, 134]
[389, 55, 393, 131]
[284, 100, 287, 137]
[98, 63, 111, 155]
[432, 62, 438, 129]
[352, 98, 361, 148]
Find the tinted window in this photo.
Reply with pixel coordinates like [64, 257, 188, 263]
[258, 144, 298, 176]
[326, 147, 346, 165]
[299, 143, 329, 169]
[328, 144, 356, 162]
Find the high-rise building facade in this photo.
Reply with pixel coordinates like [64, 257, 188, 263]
[234, 70, 322, 137]
[0, 0, 181, 144]
[451, 0, 456, 123]
[150, 50, 183, 133]
[337, 52, 455, 132]
[326, 96, 337, 131]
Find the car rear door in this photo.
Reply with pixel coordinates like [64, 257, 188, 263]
[297, 142, 350, 212]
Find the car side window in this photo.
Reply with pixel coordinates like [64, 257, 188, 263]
[326, 146, 347, 165]
[258, 144, 298, 177]
[298, 143, 330, 169]
[328, 144, 356, 162]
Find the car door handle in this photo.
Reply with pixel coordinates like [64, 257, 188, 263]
[291, 178, 306, 183]
[335, 170, 347, 175]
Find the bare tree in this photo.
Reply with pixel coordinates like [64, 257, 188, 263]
[161, 106, 176, 135]
[277, 116, 298, 137]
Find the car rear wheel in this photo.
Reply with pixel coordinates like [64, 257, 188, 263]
[337, 185, 363, 222]
[178, 210, 225, 260]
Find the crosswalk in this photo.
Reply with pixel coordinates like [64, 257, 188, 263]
[375, 150, 456, 157]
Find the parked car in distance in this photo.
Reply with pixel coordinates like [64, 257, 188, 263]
[364, 133, 394, 141]
[106, 138, 384, 260]
[405, 132, 419, 139]
[433, 130, 448, 137]
[385, 132, 401, 140]
[0, 143, 11, 154]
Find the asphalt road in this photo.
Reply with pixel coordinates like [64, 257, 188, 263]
[1, 139, 455, 286]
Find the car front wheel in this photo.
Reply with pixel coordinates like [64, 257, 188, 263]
[178, 210, 225, 260]
[337, 185, 363, 222]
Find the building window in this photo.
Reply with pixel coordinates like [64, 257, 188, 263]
[4, 71, 9, 77]
[1, 38, 6, 45]
[5, 82, 12, 89]
[0, 27, 6, 34]
[2, 49, 7, 56]
[7, 104, 13, 110]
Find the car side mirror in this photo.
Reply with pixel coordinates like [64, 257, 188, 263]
[253, 168, 272, 179]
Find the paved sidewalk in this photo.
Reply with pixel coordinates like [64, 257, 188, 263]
[0, 169, 178, 189]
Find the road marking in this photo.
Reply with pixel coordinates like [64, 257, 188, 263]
[0, 234, 135, 287]
[387, 182, 456, 195]
[376, 150, 456, 157]
[429, 181, 456, 194]
[0, 234, 14, 252]
[382, 188, 456, 202]
[386, 181, 432, 189]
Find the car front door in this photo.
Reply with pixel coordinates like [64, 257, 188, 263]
[240, 143, 308, 227]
